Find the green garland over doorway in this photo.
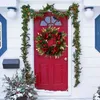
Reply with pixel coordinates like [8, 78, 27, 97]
[21, 3, 81, 87]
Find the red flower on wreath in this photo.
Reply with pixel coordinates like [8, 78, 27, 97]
[52, 47, 58, 54]
[57, 41, 61, 45]
[45, 34, 49, 39]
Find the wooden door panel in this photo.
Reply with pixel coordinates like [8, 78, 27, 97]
[53, 64, 66, 83]
[34, 12, 68, 91]
[53, 64, 67, 90]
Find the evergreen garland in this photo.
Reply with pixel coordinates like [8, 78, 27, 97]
[21, 3, 81, 87]
[70, 4, 81, 87]
[21, 5, 32, 84]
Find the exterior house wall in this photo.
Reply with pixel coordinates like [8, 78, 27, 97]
[0, 0, 100, 99]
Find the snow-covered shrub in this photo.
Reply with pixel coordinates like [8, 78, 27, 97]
[93, 87, 100, 100]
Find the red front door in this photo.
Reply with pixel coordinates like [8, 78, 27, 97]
[34, 12, 68, 91]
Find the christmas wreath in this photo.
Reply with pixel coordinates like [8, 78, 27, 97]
[35, 27, 67, 58]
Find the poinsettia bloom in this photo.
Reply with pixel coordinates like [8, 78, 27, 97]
[17, 93, 23, 97]
[28, 93, 32, 97]
[57, 41, 61, 45]
[11, 95, 17, 99]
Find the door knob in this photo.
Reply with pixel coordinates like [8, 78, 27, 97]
[64, 57, 67, 61]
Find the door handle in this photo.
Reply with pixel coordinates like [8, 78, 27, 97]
[64, 57, 67, 61]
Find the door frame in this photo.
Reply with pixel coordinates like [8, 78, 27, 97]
[29, 13, 72, 99]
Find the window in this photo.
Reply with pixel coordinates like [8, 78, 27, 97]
[40, 16, 62, 26]
[0, 14, 7, 56]
[0, 22, 2, 48]
[95, 14, 100, 52]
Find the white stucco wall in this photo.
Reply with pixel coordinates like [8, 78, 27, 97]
[0, 0, 100, 99]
